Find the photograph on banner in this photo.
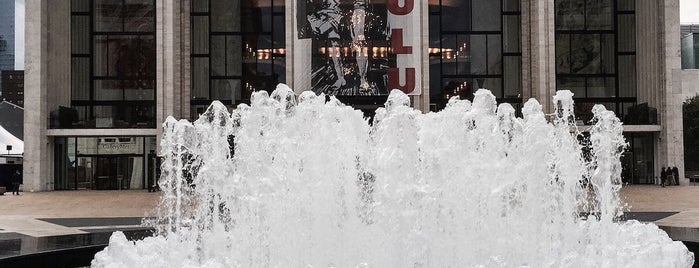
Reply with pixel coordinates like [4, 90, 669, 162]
[296, 0, 421, 96]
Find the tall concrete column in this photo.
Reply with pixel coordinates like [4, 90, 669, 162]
[521, 0, 556, 113]
[156, 0, 189, 146]
[412, 0, 430, 113]
[23, 0, 49, 191]
[636, 0, 664, 109]
[660, 0, 686, 184]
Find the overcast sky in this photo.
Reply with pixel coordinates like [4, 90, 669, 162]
[15, 0, 23, 70]
[681, 0, 699, 23]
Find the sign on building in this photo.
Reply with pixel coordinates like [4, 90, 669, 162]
[293, 0, 422, 96]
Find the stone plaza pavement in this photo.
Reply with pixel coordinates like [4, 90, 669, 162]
[0, 190, 160, 238]
[0, 185, 696, 239]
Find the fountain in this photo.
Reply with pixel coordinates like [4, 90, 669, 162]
[92, 84, 693, 267]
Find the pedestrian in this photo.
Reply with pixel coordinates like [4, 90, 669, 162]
[673, 166, 680, 186]
[668, 166, 676, 186]
[661, 167, 667, 187]
[12, 169, 20, 195]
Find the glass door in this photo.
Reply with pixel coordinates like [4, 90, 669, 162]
[621, 133, 655, 185]
[95, 156, 140, 190]
[76, 156, 93, 189]
[54, 137, 77, 190]
[95, 156, 118, 190]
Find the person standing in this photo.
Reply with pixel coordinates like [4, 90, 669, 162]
[673, 166, 680, 186]
[668, 166, 676, 186]
[12, 169, 20, 195]
[660, 167, 667, 187]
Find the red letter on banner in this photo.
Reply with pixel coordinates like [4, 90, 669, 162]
[391, 29, 412, 54]
[387, 0, 414, 15]
[388, 68, 416, 94]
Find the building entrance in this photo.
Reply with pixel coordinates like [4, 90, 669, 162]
[53, 136, 156, 190]
[94, 156, 136, 190]
[621, 133, 655, 184]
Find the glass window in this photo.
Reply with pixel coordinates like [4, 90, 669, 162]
[618, 55, 636, 97]
[556, 34, 571, 74]
[503, 0, 520, 12]
[487, 35, 503, 75]
[557, 77, 585, 98]
[95, 0, 123, 32]
[430, 0, 521, 110]
[586, 77, 615, 98]
[617, 0, 635, 12]
[211, 0, 239, 32]
[211, 79, 241, 101]
[72, 0, 90, 12]
[246, 0, 272, 33]
[618, 14, 635, 52]
[442, 1, 472, 32]
[472, 0, 501, 31]
[192, 0, 285, 108]
[441, 35, 458, 76]
[72, 58, 90, 100]
[503, 15, 520, 53]
[94, 35, 155, 78]
[191, 57, 210, 99]
[555, 0, 584, 30]
[442, 78, 474, 101]
[211, 36, 227, 76]
[124, 0, 155, 32]
[504, 56, 521, 98]
[226, 36, 242, 76]
[69, 0, 156, 129]
[555, 0, 638, 124]
[191, 16, 209, 54]
[600, 34, 615, 73]
[272, 15, 285, 47]
[94, 80, 123, 101]
[571, 34, 600, 74]
[477, 78, 503, 97]
[71, 16, 90, 54]
[56, 136, 155, 190]
[192, 0, 208, 12]
[631, 133, 654, 184]
[470, 35, 487, 75]
[585, 0, 613, 30]
[429, 13, 440, 46]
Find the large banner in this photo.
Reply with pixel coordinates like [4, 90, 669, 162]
[295, 0, 421, 96]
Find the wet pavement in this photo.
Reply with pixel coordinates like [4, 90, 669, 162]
[0, 190, 158, 264]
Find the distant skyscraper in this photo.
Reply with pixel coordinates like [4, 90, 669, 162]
[0, 0, 15, 96]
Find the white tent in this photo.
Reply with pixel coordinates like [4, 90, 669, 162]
[0, 124, 23, 155]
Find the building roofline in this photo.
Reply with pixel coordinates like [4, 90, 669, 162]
[0, 100, 24, 110]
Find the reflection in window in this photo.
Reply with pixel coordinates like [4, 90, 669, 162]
[556, 34, 615, 75]
[53, 136, 156, 190]
[190, 0, 285, 120]
[68, 0, 156, 129]
[555, 0, 637, 124]
[555, 0, 613, 31]
[429, 0, 521, 111]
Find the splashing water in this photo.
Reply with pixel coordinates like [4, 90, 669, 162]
[92, 85, 693, 267]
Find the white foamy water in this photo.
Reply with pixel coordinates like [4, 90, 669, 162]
[92, 85, 693, 267]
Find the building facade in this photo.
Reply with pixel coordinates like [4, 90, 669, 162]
[1, 70, 24, 107]
[0, 0, 16, 95]
[681, 24, 699, 69]
[24, 0, 688, 191]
